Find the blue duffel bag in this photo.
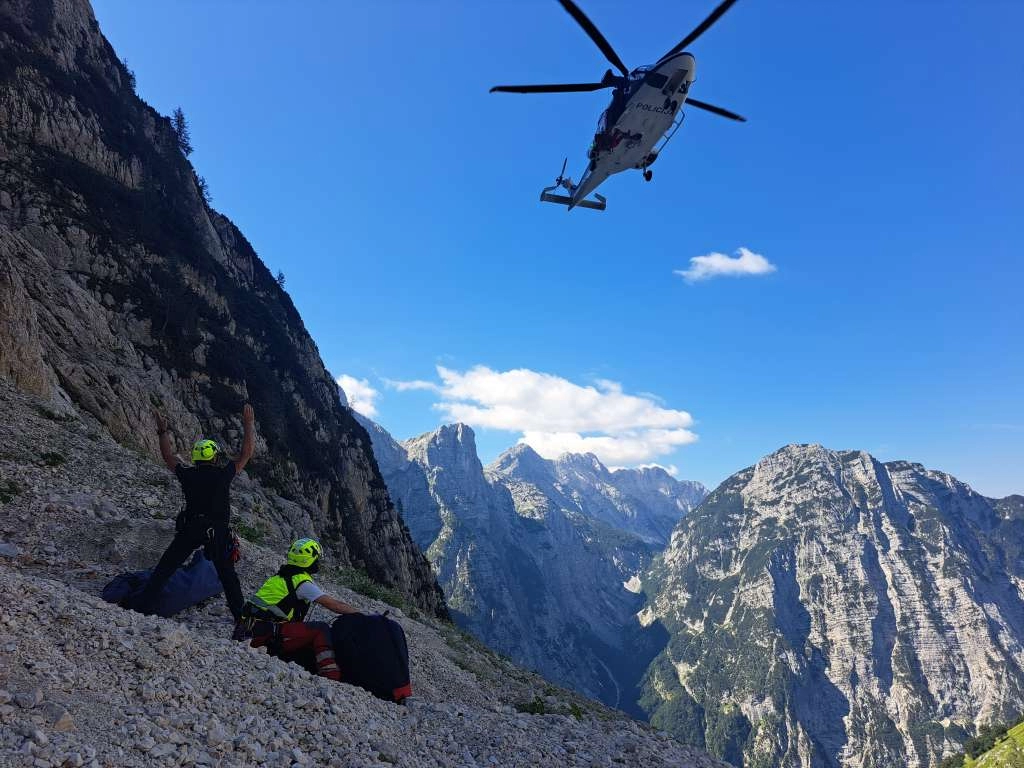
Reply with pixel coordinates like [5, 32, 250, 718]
[101, 549, 224, 617]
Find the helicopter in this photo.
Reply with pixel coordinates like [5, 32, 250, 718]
[491, 0, 745, 211]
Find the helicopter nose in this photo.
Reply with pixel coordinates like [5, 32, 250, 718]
[679, 53, 696, 79]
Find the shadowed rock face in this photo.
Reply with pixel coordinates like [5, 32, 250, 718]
[353, 412, 444, 549]
[0, 0, 444, 615]
[642, 444, 1024, 768]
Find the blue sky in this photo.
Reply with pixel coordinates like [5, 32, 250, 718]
[93, 1, 1023, 497]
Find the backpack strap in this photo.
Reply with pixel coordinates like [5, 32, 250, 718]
[279, 566, 299, 600]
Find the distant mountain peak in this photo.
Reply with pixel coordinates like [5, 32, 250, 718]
[750, 443, 881, 485]
[622, 464, 674, 480]
[437, 422, 475, 444]
[488, 442, 552, 479]
[405, 422, 475, 448]
[403, 423, 481, 471]
[763, 442, 829, 460]
[761, 442, 888, 464]
[506, 442, 541, 460]
[555, 451, 609, 476]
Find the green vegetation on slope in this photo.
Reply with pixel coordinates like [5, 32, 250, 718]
[939, 717, 1024, 768]
[327, 566, 415, 616]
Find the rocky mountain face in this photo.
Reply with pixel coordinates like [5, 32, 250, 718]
[353, 414, 707, 710]
[0, 0, 443, 613]
[640, 444, 1024, 768]
[395, 423, 648, 708]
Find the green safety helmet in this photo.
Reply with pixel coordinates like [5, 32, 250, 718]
[191, 438, 220, 463]
[287, 538, 323, 569]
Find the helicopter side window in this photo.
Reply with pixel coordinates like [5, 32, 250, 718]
[644, 71, 668, 89]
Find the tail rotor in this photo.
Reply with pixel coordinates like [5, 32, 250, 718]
[540, 157, 606, 211]
[554, 158, 572, 191]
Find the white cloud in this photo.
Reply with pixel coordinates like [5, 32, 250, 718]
[434, 366, 693, 433]
[384, 378, 440, 393]
[396, 365, 697, 466]
[520, 430, 696, 466]
[675, 247, 776, 283]
[335, 374, 380, 418]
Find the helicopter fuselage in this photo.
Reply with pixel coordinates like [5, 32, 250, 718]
[570, 52, 696, 208]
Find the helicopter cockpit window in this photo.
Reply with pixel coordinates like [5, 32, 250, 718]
[597, 111, 608, 133]
[644, 71, 668, 89]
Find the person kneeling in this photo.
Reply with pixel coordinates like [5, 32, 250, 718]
[236, 538, 359, 681]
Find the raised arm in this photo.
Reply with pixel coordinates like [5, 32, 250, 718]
[235, 403, 255, 474]
[314, 594, 361, 615]
[153, 410, 180, 471]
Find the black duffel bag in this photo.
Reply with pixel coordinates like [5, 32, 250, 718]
[330, 612, 412, 703]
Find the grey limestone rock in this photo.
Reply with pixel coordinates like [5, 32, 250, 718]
[15, 688, 44, 709]
[641, 443, 1024, 768]
[0, 541, 20, 557]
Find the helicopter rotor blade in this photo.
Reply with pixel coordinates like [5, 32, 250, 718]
[685, 97, 746, 122]
[662, 0, 740, 59]
[490, 82, 615, 94]
[556, 0, 630, 78]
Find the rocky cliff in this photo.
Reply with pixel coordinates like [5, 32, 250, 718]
[640, 444, 1024, 767]
[0, 0, 443, 613]
[355, 415, 707, 710]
